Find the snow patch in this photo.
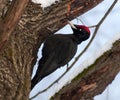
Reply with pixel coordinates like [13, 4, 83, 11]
[32, 0, 59, 8]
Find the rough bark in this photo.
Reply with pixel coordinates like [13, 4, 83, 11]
[0, 0, 103, 100]
[0, 0, 29, 50]
[51, 40, 120, 100]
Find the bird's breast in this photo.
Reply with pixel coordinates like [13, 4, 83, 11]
[56, 41, 77, 66]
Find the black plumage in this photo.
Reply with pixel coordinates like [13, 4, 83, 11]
[31, 21, 90, 90]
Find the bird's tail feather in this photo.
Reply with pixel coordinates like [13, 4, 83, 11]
[31, 54, 56, 90]
[31, 72, 41, 90]
[31, 57, 45, 90]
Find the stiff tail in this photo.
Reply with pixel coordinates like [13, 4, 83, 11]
[31, 54, 56, 90]
[31, 57, 45, 90]
[31, 73, 41, 90]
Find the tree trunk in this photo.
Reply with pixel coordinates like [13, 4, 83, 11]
[0, 0, 29, 50]
[0, 0, 104, 100]
[51, 40, 120, 100]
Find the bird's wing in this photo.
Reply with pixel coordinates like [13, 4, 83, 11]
[53, 40, 77, 66]
[42, 35, 77, 66]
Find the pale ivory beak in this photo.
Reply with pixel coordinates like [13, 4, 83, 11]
[68, 20, 77, 29]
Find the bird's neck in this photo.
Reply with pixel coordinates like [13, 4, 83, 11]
[72, 34, 82, 44]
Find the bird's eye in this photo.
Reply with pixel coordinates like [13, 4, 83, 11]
[79, 29, 82, 31]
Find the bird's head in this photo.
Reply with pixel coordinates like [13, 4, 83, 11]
[68, 21, 90, 42]
[68, 21, 90, 35]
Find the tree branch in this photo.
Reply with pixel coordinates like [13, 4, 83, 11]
[30, 0, 118, 99]
[0, 0, 29, 51]
[52, 40, 120, 100]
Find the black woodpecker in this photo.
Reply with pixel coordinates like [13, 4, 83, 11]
[31, 21, 90, 90]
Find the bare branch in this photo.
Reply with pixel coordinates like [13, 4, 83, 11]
[30, 0, 118, 99]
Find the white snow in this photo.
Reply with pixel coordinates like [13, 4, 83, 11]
[9, 0, 59, 8]
[30, 0, 120, 100]
[32, 0, 59, 8]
